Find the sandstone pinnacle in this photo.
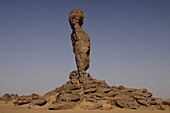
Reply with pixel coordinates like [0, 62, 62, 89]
[69, 9, 90, 77]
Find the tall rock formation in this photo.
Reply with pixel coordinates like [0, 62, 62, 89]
[69, 9, 90, 77]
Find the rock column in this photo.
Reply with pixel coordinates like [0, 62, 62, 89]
[69, 9, 90, 77]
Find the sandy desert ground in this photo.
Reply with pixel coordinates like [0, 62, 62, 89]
[0, 103, 170, 113]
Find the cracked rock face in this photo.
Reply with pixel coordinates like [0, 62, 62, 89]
[1, 72, 170, 111]
[46, 71, 170, 110]
[69, 9, 90, 77]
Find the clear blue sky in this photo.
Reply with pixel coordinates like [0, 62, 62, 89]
[0, 0, 170, 99]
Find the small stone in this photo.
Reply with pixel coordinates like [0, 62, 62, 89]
[100, 106, 112, 110]
[81, 105, 90, 109]
[89, 104, 103, 110]
[136, 99, 148, 106]
[69, 70, 78, 80]
[85, 96, 96, 102]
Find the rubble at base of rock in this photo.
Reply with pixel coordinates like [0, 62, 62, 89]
[1, 70, 170, 111]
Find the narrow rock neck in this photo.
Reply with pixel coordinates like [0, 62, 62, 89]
[72, 23, 83, 32]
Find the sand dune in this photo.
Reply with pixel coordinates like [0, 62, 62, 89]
[0, 104, 169, 113]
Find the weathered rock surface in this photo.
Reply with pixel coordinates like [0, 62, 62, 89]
[80, 105, 90, 109]
[1, 71, 170, 111]
[0, 93, 19, 103]
[32, 98, 47, 106]
[14, 96, 31, 106]
[100, 106, 113, 110]
[43, 70, 170, 110]
[49, 102, 76, 110]
[12, 93, 47, 107]
[69, 9, 90, 77]
[89, 104, 103, 110]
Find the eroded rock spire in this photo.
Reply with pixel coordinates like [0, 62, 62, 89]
[69, 9, 90, 77]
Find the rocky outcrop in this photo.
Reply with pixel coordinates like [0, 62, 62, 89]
[13, 93, 47, 107]
[1, 71, 170, 111]
[14, 96, 31, 106]
[0, 93, 18, 100]
[0, 93, 19, 104]
[44, 70, 170, 110]
[32, 98, 47, 106]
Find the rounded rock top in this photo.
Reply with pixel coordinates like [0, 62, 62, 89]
[69, 9, 84, 27]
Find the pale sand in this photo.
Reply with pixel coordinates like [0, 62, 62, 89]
[0, 104, 170, 113]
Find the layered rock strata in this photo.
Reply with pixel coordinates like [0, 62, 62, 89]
[1, 71, 170, 110]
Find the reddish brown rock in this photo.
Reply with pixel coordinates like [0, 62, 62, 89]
[100, 106, 113, 110]
[49, 102, 76, 110]
[32, 98, 47, 106]
[14, 96, 31, 106]
[81, 105, 90, 109]
[69, 9, 90, 77]
[0, 93, 19, 102]
[89, 104, 103, 110]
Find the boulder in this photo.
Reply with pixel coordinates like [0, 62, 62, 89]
[14, 96, 31, 106]
[69, 84, 81, 90]
[100, 106, 112, 110]
[85, 96, 96, 102]
[2, 94, 11, 99]
[83, 84, 98, 90]
[84, 88, 97, 94]
[115, 97, 139, 109]
[80, 105, 90, 109]
[32, 98, 47, 106]
[103, 88, 112, 93]
[49, 102, 76, 110]
[162, 99, 170, 106]
[59, 93, 80, 102]
[157, 105, 166, 110]
[133, 95, 146, 100]
[69, 70, 78, 80]
[0, 93, 19, 101]
[149, 99, 163, 105]
[89, 104, 103, 110]
[132, 89, 152, 98]
[118, 85, 126, 90]
[31, 93, 40, 100]
[136, 99, 149, 106]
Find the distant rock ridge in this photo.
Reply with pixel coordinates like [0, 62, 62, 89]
[1, 71, 170, 110]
